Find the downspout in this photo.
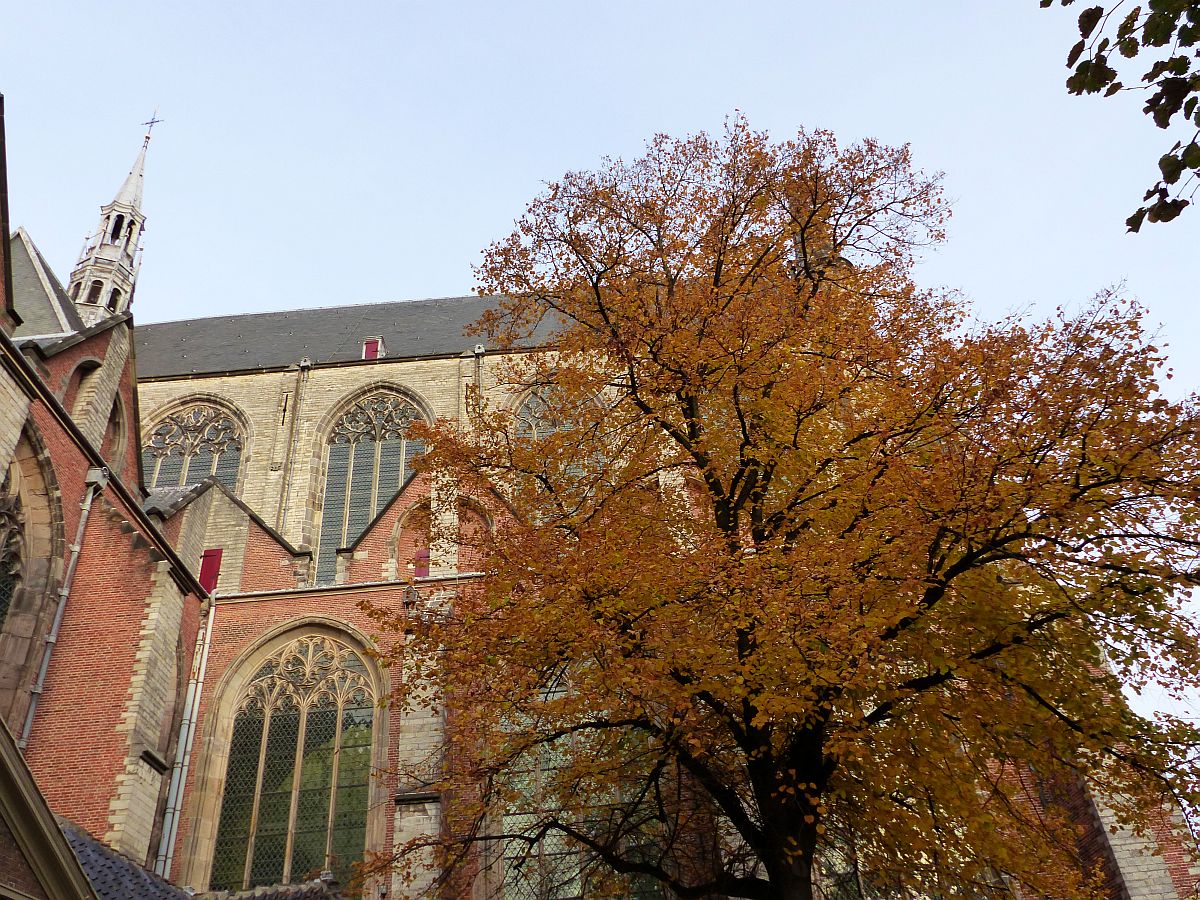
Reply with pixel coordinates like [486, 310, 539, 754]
[276, 357, 309, 542]
[154, 598, 215, 877]
[19, 465, 109, 749]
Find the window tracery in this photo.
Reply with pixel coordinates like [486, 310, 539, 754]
[514, 388, 569, 441]
[316, 392, 425, 583]
[210, 634, 375, 891]
[0, 469, 23, 630]
[141, 405, 243, 491]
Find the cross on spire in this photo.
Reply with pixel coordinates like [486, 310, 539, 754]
[141, 110, 162, 147]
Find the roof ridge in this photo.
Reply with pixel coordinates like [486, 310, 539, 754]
[137, 293, 485, 327]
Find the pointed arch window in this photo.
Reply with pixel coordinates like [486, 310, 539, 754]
[141, 405, 244, 491]
[316, 392, 424, 583]
[209, 634, 376, 891]
[514, 387, 570, 441]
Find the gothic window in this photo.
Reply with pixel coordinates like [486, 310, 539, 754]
[109, 214, 125, 243]
[316, 393, 424, 583]
[141, 405, 244, 491]
[500, 684, 584, 900]
[85, 281, 103, 304]
[106, 287, 121, 311]
[514, 388, 569, 441]
[0, 470, 22, 631]
[209, 634, 376, 891]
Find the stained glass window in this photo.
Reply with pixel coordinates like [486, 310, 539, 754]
[316, 393, 425, 583]
[141, 405, 243, 491]
[210, 635, 375, 891]
[0, 468, 22, 630]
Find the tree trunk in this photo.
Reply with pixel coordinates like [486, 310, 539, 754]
[764, 858, 816, 900]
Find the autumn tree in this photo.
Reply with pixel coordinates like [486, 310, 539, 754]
[1042, 0, 1200, 229]
[374, 120, 1200, 899]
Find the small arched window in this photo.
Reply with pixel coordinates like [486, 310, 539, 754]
[0, 468, 24, 631]
[209, 634, 376, 890]
[124, 220, 137, 251]
[85, 281, 103, 305]
[69, 282, 81, 300]
[141, 405, 244, 491]
[397, 503, 431, 578]
[102, 398, 126, 465]
[109, 214, 124, 243]
[106, 288, 122, 312]
[316, 392, 424, 583]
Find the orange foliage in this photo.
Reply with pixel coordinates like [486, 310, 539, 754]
[377, 119, 1200, 899]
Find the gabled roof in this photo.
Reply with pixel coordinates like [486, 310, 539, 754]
[19, 309, 132, 359]
[134, 295, 555, 379]
[145, 478, 311, 558]
[60, 821, 187, 900]
[9, 228, 85, 338]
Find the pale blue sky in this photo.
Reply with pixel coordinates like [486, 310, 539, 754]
[3, 2, 1197, 385]
[2, 3, 1198, 716]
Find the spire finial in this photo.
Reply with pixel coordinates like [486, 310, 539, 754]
[140, 110, 162, 149]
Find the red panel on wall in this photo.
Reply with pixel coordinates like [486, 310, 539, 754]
[199, 548, 223, 593]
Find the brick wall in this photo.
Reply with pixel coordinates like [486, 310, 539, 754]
[169, 581, 430, 889]
[14, 393, 203, 866]
[0, 810, 50, 899]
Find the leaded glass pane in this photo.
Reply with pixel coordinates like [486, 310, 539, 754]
[139, 449, 156, 485]
[403, 437, 425, 485]
[210, 636, 376, 890]
[250, 703, 300, 887]
[316, 443, 351, 583]
[375, 439, 403, 512]
[154, 452, 184, 489]
[142, 405, 244, 490]
[345, 442, 376, 542]
[318, 393, 424, 584]
[210, 710, 265, 890]
[187, 449, 214, 485]
[214, 446, 241, 490]
[291, 699, 338, 881]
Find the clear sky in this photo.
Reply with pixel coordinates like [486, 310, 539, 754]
[3, 2, 1197, 369]
[3, 2, 1197, 712]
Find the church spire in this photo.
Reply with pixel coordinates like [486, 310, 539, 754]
[67, 116, 158, 328]
[112, 139, 147, 210]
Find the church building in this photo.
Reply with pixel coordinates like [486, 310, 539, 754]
[1, 107, 1198, 899]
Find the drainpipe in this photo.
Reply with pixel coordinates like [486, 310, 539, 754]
[155, 598, 215, 877]
[19, 465, 109, 749]
[276, 357, 310, 537]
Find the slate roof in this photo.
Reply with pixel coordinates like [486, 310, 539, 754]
[134, 295, 528, 378]
[200, 878, 345, 899]
[60, 820, 188, 900]
[9, 228, 85, 338]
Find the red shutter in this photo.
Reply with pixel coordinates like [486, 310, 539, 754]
[414, 548, 430, 578]
[198, 548, 223, 593]
[363, 339, 380, 360]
